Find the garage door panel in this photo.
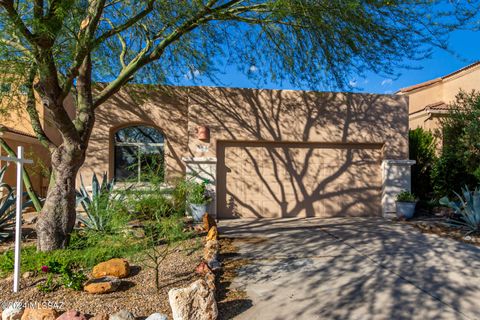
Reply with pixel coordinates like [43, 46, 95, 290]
[217, 142, 382, 219]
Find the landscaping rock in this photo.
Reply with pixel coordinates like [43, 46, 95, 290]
[2, 305, 24, 320]
[56, 310, 87, 320]
[206, 258, 221, 271]
[88, 314, 109, 320]
[205, 226, 218, 241]
[22, 271, 35, 279]
[202, 214, 216, 232]
[195, 261, 212, 275]
[21, 308, 58, 320]
[109, 310, 134, 320]
[168, 279, 218, 320]
[145, 313, 168, 320]
[205, 272, 216, 291]
[203, 240, 219, 262]
[84, 276, 121, 294]
[92, 258, 130, 279]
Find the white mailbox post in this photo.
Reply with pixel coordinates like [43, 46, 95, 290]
[0, 146, 33, 293]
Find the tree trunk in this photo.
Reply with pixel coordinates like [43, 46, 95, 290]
[36, 142, 85, 251]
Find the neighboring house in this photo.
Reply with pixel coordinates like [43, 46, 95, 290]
[398, 61, 480, 132]
[0, 84, 413, 218]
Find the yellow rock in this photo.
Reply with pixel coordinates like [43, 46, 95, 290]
[206, 226, 218, 241]
[92, 258, 130, 279]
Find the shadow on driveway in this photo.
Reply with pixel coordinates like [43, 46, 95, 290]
[219, 217, 480, 320]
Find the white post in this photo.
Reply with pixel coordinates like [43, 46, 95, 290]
[13, 146, 24, 293]
[0, 146, 33, 293]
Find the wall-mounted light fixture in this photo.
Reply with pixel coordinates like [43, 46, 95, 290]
[197, 126, 210, 141]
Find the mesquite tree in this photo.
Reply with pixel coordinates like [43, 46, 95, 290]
[0, 0, 477, 251]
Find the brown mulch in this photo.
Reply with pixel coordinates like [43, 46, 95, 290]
[0, 237, 203, 318]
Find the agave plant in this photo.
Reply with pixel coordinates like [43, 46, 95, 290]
[439, 185, 480, 235]
[76, 172, 128, 232]
[0, 166, 32, 240]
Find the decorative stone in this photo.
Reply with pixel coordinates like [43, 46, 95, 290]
[21, 308, 58, 320]
[206, 259, 221, 271]
[204, 240, 219, 262]
[205, 272, 216, 291]
[203, 214, 216, 232]
[22, 271, 35, 279]
[169, 279, 218, 320]
[92, 258, 130, 279]
[195, 261, 212, 275]
[84, 276, 121, 294]
[109, 310, 135, 320]
[89, 314, 109, 320]
[145, 313, 168, 320]
[2, 305, 24, 320]
[56, 311, 87, 320]
[206, 226, 218, 241]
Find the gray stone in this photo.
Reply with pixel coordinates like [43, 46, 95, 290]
[109, 310, 135, 320]
[2, 305, 24, 320]
[169, 279, 217, 320]
[145, 313, 168, 320]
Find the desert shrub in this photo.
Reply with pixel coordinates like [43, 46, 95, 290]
[0, 232, 143, 278]
[77, 172, 130, 232]
[409, 128, 436, 200]
[440, 185, 480, 235]
[432, 91, 480, 198]
[132, 192, 176, 220]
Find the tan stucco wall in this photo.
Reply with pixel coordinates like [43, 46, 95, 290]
[0, 132, 50, 196]
[78, 86, 189, 185]
[404, 65, 480, 131]
[187, 87, 408, 160]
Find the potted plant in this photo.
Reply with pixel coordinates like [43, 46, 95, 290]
[395, 190, 417, 219]
[186, 179, 212, 222]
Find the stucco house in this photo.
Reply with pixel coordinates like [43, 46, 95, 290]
[0, 85, 413, 219]
[398, 61, 480, 132]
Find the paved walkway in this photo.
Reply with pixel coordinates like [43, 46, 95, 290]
[218, 218, 480, 320]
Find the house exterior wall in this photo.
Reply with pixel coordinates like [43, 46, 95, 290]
[402, 63, 480, 132]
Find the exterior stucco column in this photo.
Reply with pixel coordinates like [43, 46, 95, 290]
[182, 157, 217, 218]
[382, 159, 416, 218]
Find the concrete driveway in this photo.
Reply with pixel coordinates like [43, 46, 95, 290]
[218, 218, 480, 320]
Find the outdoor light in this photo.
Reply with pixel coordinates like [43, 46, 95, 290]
[197, 126, 210, 141]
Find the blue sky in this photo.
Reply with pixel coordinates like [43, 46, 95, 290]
[181, 28, 480, 94]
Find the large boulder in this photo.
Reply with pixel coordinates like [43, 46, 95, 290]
[205, 227, 218, 241]
[92, 258, 130, 279]
[168, 279, 218, 320]
[2, 305, 24, 320]
[203, 240, 219, 261]
[84, 276, 121, 294]
[56, 311, 87, 320]
[21, 309, 58, 320]
[109, 310, 135, 320]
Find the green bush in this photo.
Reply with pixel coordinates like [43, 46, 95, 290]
[133, 192, 176, 220]
[0, 232, 143, 278]
[396, 190, 416, 202]
[432, 91, 480, 198]
[409, 128, 436, 200]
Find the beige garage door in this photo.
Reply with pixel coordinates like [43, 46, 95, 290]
[217, 142, 383, 219]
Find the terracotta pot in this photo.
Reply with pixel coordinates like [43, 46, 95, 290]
[197, 126, 210, 140]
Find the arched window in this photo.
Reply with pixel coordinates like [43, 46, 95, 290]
[114, 125, 165, 182]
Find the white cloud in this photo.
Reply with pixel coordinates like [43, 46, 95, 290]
[381, 78, 393, 86]
[349, 79, 358, 88]
[249, 65, 258, 72]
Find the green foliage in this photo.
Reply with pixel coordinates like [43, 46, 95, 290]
[0, 165, 32, 240]
[185, 179, 211, 205]
[409, 128, 437, 200]
[76, 172, 130, 232]
[396, 190, 416, 203]
[0, 232, 143, 278]
[132, 192, 175, 220]
[36, 258, 87, 292]
[432, 91, 480, 198]
[440, 186, 480, 235]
